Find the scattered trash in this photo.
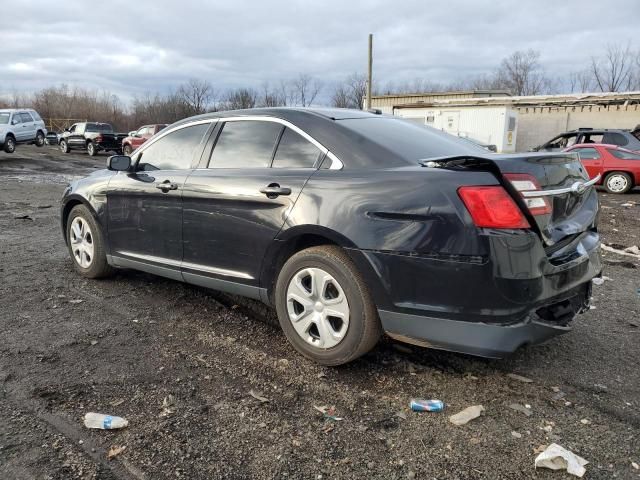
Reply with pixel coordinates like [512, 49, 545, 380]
[632, 462, 639, 470]
[580, 418, 591, 425]
[620, 202, 634, 208]
[84, 412, 128, 430]
[37, 204, 53, 209]
[90, 340, 98, 346]
[314, 405, 343, 421]
[534, 444, 547, 454]
[69, 299, 84, 304]
[592, 277, 604, 285]
[506, 373, 533, 383]
[249, 390, 270, 403]
[534, 443, 588, 477]
[449, 405, 484, 425]
[13, 214, 33, 221]
[394, 411, 407, 420]
[511, 431, 522, 438]
[109, 398, 125, 407]
[625, 245, 640, 255]
[107, 445, 126, 459]
[551, 391, 566, 401]
[160, 395, 176, 417]
[509, 403, 532, 417]
[410, 399, 444, 412]
[594, 383, 608, 392]
[601, 244, 640, 259]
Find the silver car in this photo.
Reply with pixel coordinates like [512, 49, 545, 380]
[0, 109, 48, 153]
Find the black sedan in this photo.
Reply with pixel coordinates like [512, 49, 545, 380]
[60, 108, 601, 365]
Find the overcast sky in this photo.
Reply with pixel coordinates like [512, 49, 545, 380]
[1, 0, 638, 102]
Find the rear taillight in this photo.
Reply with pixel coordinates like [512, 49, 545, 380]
[504, 173, 552, 215]
[458, 186, 530, 229]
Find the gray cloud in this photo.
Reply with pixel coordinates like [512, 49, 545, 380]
[1, 0, 638, 101]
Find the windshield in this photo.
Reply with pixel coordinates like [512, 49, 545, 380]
[338, 117, 486, 165]
[86, 123, 113, 133]
[0, 113, 9, 125]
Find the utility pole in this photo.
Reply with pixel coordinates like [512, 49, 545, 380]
[366, 33, 373, 110]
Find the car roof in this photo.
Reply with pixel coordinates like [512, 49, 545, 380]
[564, 128, 630, 134]
[175, 107, 379, 124]
[569, 143, 619, 149]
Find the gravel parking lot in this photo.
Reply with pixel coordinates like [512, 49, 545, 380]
[1, 146, 639, 479]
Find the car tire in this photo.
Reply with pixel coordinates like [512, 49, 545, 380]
[3, 135, 16, 153]
[35, 131, 45, 147]
[604, 171, 633, 194]
[87, 142, 97, 157]
[66, 204, 114, 278]
[275, 245, 381, 366]
[123, 144, 132, 156]
[60, 139, 70, 153]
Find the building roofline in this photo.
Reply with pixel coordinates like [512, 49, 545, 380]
[370, 89, 512, 99]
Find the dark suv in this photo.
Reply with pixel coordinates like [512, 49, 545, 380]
[532, 127, 640, 152]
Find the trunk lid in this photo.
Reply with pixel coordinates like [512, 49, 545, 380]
[421, 152, 599, 247]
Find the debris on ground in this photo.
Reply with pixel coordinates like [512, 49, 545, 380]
[248, 390, 270, 403]
[508, 403, 533, 417]
[13, 214, 33, 220]
[160, 395, 176, 417]
[592, 276, 612, 285]
[580, 418, 591, 425]
[506, 373, 533, 383]
[107, 445, 126, 460]
[314, 405, 343, 421]
[601, 244, 640, 259]
[534, 443, 588, 477]
[632, 462, 639, 470]
[109, 398, 125, 407]
[511, 431, 522, 438]
[395, 411, 407, 420]
[84, 413, 129, 430]
[69, 299, 84, 304]
[90, 340, 98, 346]
[624, 245, 640, 255]
[410, 399, 444, 412]
[449, 405, 484, 425]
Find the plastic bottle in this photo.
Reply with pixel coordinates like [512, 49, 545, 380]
[410, 399, 445, 412]
[84, 412, 129, 429]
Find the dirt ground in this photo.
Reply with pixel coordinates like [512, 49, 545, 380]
[1, 145, 639, 480]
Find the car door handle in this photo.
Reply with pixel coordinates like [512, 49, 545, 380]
[260, 184, 291, 198]
[156, 180, 178, 192]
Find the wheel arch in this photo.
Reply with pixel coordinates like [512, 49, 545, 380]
[61, 196, 102, 245]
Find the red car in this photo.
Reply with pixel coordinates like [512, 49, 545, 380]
[564, 143, 640, 193]
[121, 124, 167, 156]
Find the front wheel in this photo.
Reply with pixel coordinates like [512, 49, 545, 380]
[3, 136, 16, 153]
[87, 141, 97, 157]
[60, 139, 70, 153]
[604, 172, 633, 194]
[122, 144, 132, 156]
[275, 245, 381, 366]
[66, 204, 113, 278]
[35, 131, 45, 147]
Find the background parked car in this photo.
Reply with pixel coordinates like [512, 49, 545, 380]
[533, 128, 640, 152]
[565, 143, 640, 193]
[0, 109, 47, 153]
[58, 122, 127, 156]
[45, 131, 60, 145]
[121, 124, 167, 155]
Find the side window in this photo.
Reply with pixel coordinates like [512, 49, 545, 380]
[272, 127, 322, 168]
[68, 124, 76, 133]
[138, 123, 209, 171]
[608, 148, 640, 160]
[137, 127, 149, 136]
[581, 133, 603, 144]
[20, 112, 34, 122]
[602, 132, 628, 146]
[574, 147, 600, 160]
[31, 111, 42, 121]
[209, 120, 282, 169]
[11, 113, 22, 125]
[548, 135, 571, 149]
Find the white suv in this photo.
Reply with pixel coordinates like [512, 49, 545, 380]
[0, 109, 48, 153]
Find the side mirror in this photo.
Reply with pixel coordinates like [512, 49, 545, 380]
[12, 119, 19, 125]
[107, 155, 132, 171]
[64, 128, 70, 132]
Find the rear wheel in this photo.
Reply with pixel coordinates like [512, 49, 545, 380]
[604, 172, 632, 194]
[60, 139, 70, 153]
[123, 144, 132, 156]
[35, 131, 45, 147]
[87, 141, 97, 156]
[66, 204, 113, 278]
[275, 245, 381, 365]
[3, 135, 16, 153]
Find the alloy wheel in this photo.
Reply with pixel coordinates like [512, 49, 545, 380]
[607, 174, 628, 193]
[70, 217, 94, 268]
[286, 267, 350, 349]
[5, 137, 15, 153]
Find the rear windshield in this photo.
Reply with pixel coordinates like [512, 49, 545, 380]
[337, 117, 484, 164]
[0, 113, 10, 124]
[86, 123, 113, 133]
[608, 148, 640, 160]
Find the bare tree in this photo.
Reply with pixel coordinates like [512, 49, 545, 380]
[495, 49, 551, 95]
[178, 78, 215, 114]
[568, 69, 593, 93]
[591, 43, 634, 92]
[290, 74, 322, 107]
[257, 82, 286, 107]
[222, 88, 257, 110]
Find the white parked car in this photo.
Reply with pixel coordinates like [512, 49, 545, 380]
[0, 109, 48, 153]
